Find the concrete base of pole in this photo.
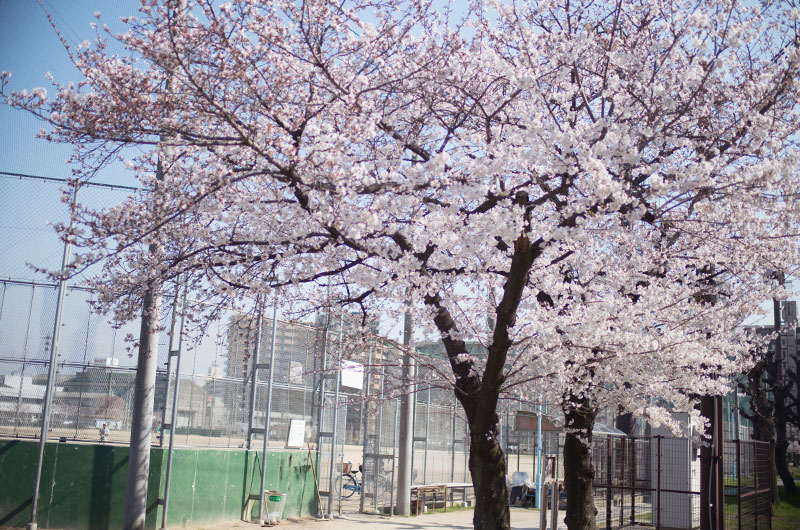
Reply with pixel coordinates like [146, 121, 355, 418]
[26, 523, 38, 530]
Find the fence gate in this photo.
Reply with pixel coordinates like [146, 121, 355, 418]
[724, 440, 773, 530]
[594, 436, 772, 530]
[359, 368, 396, 515]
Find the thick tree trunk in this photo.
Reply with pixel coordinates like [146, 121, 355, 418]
[776, 441, 796, 493]
[562, 397, 597, 530]
[615, 412, 635, 436]
[467, 409, 510, 530]
[773, 295, 797, 493]
[699, 396, 725, 530]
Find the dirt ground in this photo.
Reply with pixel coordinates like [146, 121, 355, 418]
[182, 507, 567, 530]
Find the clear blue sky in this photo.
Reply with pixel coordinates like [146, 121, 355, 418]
[0, 1, 235, 376]
[0, 0, 142, 183]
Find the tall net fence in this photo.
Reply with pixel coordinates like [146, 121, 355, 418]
[0, 174, 328, 450]
[0, 176, 479, 518]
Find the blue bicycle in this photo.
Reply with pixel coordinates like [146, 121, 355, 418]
[342, 462, 362, 498]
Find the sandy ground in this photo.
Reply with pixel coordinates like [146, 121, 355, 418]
[182, 507, 567, 530]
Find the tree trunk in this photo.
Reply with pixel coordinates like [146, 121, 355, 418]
[773, 294, 797, 493]
[615, 412, 635, 436]
[699, 396, 725, 530]
[562, 397, 597, 530]
[775, 394, 797, 493]
[467, 407, 510, 530]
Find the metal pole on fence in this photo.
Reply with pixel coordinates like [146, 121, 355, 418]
[450, 402, 456, 483]
[391, 397, 399, 516]
[26, 186, 77, 530]
[159, 284, 187, 530]
[536, 397, 543, 509]
[736, 439, 741, 530]
[630, 438, 636, 525]
[326, 311, 343, 518]
[754, 443, 759, 529]
[397, 307, 414, 515]
[314, 309, 329, 518]
[606, 437, 612, 530]
[375, 365, 386, 515]
[258, 296, 279, 524]
[159, 290, 180, 447]
[246, 301, 264, 449]
[423, 385, 430, 484]
[655, 436, 662, 529]
[359, 348, 372, 515]
[517, 396, 522, 472]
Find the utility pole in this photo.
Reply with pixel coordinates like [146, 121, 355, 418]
[123, 3, 186, 528]
[26, 186, 77, 530]
[396, 305, 415, 515]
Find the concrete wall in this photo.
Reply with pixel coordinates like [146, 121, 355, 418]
[0, 439, 317, 529]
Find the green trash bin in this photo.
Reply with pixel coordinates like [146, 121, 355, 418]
[264, 490, 287, 525]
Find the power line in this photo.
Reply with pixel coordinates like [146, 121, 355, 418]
[0, 170, 141, 191]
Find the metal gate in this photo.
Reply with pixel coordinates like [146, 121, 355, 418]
[594, 436, 773, 529]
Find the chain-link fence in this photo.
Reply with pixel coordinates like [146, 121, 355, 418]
[0, 173, 480, 517]
[11, 172, 776, 525]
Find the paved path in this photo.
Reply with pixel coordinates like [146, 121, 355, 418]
[185, 507, 567, 529]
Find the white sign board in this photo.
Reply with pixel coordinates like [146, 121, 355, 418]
[286, 419, 305, 449]
[340, 361, 364, 390]
[289, 361, 304, 384]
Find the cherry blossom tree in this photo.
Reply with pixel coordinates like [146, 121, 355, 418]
[6, 0, 800, 528]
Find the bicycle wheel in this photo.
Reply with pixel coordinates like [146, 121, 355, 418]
[342, 474, 359, 498]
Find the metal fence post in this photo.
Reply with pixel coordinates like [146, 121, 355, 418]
[450, 402, 456, 483]
[326, 311, 343, 518]
[258, 296, 279, 524]
[606, 436, 612, 530]
[754, 442, 759, 529]
[26, 186, 77, 530]
[359, 348, 372, 515]
[736, 439, 741, 530]
[391, 397, 399, 516]
[423, 385, 431, 484]
[159, 283, 187, 530]
[630, 437, 636, 525]
[159, 289, 181, 447]
[656, 436, 662, 529]
[374, 365, 386, 514]
[246, 301, 264, 449]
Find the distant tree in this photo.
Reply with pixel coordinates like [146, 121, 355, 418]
[6, 0, 800, 528]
